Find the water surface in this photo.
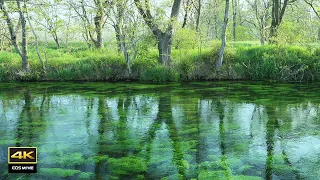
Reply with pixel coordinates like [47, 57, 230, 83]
[1, 82, 320, 179]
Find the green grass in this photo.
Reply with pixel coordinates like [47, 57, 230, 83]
[0, 42, 320, 82]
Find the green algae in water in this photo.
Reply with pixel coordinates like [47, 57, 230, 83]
[78, 172, 95, 179]
[107, 156, 147, 175]
[1, 82, 320, 179]
[39, 168, 81, 177]
[40, 152, 85, 166]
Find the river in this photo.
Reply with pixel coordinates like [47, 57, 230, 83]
[0, 82, 320, 179]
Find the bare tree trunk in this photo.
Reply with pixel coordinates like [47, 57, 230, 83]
[117, 25, 131, 74]
[269, 0, 289, 43]
[17, 0, 29, 71]
[214, 14, 219, 39]
[196, 0, 201, 31]
[1, 0, 30, 71]
[15, 0, 29, 72]
[0, 34, 3, 51]
[65, 8, 72, 48]
[121, 41, 131, 74]
[94, 17, 103, 48]
[114, 24, 122, 54]
[24, 0, 45, 72]
[232, 0, 237, 41]
[217, 0, 230, 68]
[260, 16, 265, 45]
[260, 29, 265, 45]
[182, 0, 191, 28]
[75, 0, 104, 49]
[94, 0, 104, 49]
[53, 32, 60, 49]
[157, 32, 172, 66]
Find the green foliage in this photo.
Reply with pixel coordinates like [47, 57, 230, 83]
[141, 65, 179, 82]
[39, 152, 85, 167]
[174, 28, 199, 49]
[276, 22, 305, 44]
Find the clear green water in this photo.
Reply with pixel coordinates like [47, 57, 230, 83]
[0, 82, 320, 180]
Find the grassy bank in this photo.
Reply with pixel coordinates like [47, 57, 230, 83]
[0, 43, 319, 82]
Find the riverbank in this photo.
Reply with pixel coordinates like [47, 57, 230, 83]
[1, 43, 319, 82]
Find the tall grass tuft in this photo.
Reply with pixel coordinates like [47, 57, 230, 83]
[141, 65, 179, 82]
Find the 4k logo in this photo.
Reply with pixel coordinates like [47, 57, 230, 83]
[8, 147, 37, 164]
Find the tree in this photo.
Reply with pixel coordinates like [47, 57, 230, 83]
[245, 0, 272, 44]
[134, 0, 182, 65]
[304, 0, 320, 19]
[182, 0, 191, 28]
[181, 0, 201, 31]
[195, 0, 201, 32]
[304, 0, 320, 41]
[110, 0, 142, 73]
[231, 0, 236, 41]
[0, 0, 29, 71]
[32, 0, 64, 48]
[0, 19, 8, 51]
[269, 0, 295, 42]
[25, 1, 46, 71]
[69, 0, 107, 49]
[217, 0, 230, 68]
[201, 0, 223, 40]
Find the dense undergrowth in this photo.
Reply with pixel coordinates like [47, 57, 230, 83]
[0, 42, 319, 82]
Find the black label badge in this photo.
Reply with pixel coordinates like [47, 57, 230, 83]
[8, 147, 37, 173]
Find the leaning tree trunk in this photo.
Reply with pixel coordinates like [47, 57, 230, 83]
[53, 32, 60, 49]
[1, 0, 29, 71]
[16, 0, 29, 71]
[157, 32, 172, 66]
[25, 0, 46, 71]
[217, 0, 230, 68]
[182, 0, 190, 28]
